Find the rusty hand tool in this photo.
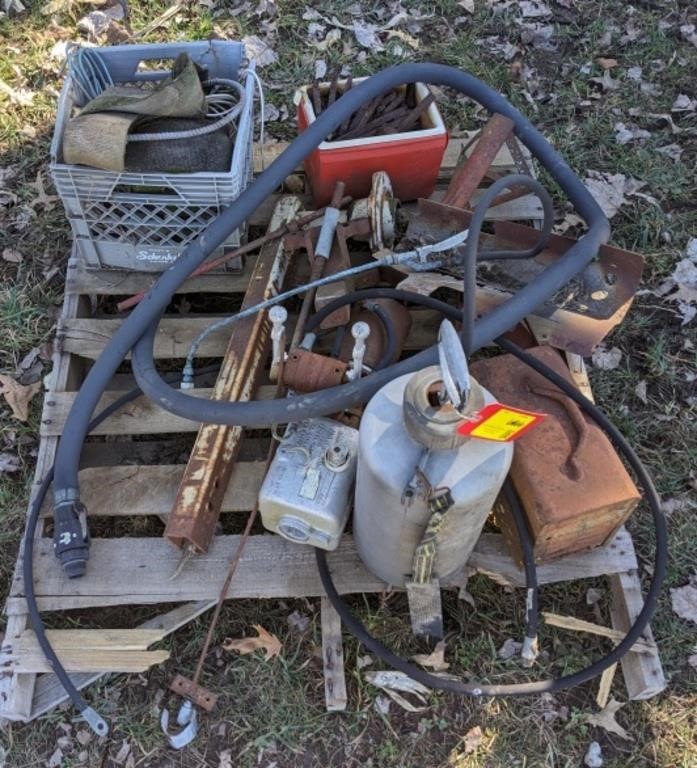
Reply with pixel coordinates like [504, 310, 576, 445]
[290, 181, 346, 348]
[116, 199, 352, 312]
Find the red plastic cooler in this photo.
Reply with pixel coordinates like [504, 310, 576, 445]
[295, 79, 448, 207]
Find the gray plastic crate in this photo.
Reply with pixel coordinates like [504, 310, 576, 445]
[50, 41, 254, 272]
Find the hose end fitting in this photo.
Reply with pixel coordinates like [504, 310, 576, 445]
[82, 706, 109, 736]
[180, 362, 195, 390]
[53, 499, 89, 579]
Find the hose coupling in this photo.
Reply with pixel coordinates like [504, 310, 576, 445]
[180, 362, 195, 390]
[53, 498, 90, 578]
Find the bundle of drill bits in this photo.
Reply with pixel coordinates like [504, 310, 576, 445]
[308, 71, 435, 141]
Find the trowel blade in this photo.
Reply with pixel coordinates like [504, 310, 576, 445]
[405, 578, 444, 639]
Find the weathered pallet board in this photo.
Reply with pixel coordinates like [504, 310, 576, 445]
[39, 462, 267, 518]
[57, 308, 442, 361]
[9, 530, 637, 614]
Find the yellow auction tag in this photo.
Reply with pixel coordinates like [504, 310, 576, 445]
[457, 403, 545, 442]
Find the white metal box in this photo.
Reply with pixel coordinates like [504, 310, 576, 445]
[259, 418, 358, 550]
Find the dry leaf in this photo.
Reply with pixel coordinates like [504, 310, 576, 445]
[497, 637, 522, 659]
[0, 79, 35, 106]
[27, 171, 58, 209]
[591, 345, 622, 370]
[634, 380, 648, 404]
[462, 725, 483, 754]
[586, 697, 633, 740]
[353, 19, 384, 51]
[47, 748, 63, 768]
[218, 749, 233, 768]
[654, 240, 697, 325]
[223, 624, 281, 660]
[365, 671, 430, 712]
[584, 741, 603, 767]
[75, 729, 92, 746]
[286, 610, 310, 632]
[412, 640, 450, 671]
[0, 375, 41, 421]
[113, 740, 131, 765]
[0, 453, 21, 473]
[584, 171, 630, 218]
[589, 69, 618, 91]
[656, 143, 683, 162]
[680, 23, 697, 48]
[670, 582, 697, 624]
[614, 122, 650, 145]
[596, 57, 618, 69]
[2, 247, 22, 263]
[310, 27, 341, 51]
[242, 35, 278, 67]
[458, 0, 474, 13]
[374, 694, 391, 714]
[672, 94, 696, 112]
[519, 0, 551, 18]
[4, 0, 26, 14]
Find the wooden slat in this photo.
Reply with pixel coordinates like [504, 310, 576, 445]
[12, 628, 165, 650]
[541, 613, 657, 655]
[9, 530, 638, 613]
[66, 257, 256, 297]
[26, 600, 215, 723]
[5, 629, 169, 673]
[471, 527, 637, 588]
[321, 597, 347, 712]
[41, 386, 282, 437]
[0, 289, 85, 721]
[39, 462, 266, 518]
[41, 387, 216, 437]
[58, 309, 442, 361]
[609, 570, 666, 700]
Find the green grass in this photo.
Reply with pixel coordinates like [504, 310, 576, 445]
[1, 0, 696, 766]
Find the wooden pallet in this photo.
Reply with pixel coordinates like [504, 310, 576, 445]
[0, 138, 665, 723]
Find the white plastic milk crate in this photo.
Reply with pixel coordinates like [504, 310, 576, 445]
[50, 41, 255, 272]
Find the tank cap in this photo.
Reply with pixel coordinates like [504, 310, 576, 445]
[403, 366, 486, 451]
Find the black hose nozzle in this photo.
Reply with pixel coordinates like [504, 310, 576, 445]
[53, 500, 89, 578]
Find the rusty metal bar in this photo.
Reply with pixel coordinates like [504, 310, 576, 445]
[116, 200, 351, 313]
[164, 197, 302, 553]
[442, 113, 515, 209]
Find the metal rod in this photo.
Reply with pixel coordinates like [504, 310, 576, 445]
[116, 199, 352, 312]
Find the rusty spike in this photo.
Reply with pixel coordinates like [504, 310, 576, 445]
[442, 113, 516, 209]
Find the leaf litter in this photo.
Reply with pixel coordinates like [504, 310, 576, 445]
[586, 697, 633, 740]
[0, 375, 42, 421]
[222, 624, 281, 660]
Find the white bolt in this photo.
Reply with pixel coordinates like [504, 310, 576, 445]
[349, 321, 370, 381]
[269, 306, 288, 370]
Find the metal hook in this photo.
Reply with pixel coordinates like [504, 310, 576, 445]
[160, 698, 198, 749]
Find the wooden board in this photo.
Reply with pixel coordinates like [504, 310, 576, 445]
[39, 462, 267, 518]
[9, 530, 637, 614]
[57, 308, 442, 361]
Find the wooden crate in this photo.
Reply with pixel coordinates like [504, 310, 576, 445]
[0, 138, 665, 723]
